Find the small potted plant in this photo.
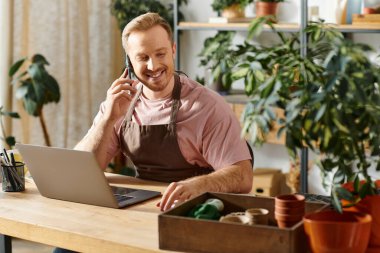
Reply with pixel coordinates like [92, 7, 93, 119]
[110, 0, 188, 31]
[233, 17, 380, 249]
[254, 0, 285, 21]
[211, 0, 253, 18]
[198, 31, 237, 94]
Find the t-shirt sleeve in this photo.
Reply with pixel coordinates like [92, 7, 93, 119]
[83, 102, 121, 165]
[201, 97, 252, 170]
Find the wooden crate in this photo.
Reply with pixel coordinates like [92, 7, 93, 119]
[159, 192, 328, 253]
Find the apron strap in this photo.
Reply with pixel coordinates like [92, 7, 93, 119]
[125, 84, 143, 122]
[121, 74, 182, 133]
[168, 74, 181, 134]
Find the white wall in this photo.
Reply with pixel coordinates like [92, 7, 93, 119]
[177, 0, 380, 194]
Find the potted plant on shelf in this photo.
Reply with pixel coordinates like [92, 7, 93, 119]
[198, 31, 237, 95]
[233, 17, 380, 249]
[211, 0, 253, 19]
[110, 0, 188, 32]
[254, 0, 285, 21]
[9, 54, 61, 147]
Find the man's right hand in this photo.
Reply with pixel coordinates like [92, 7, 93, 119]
[103, 68, 138, 122]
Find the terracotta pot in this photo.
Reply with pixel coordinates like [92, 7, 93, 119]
[363, 8, 377, 14]
[275, 206, 305, 215]
[303, 211, 372, 253]
[346, 196, 380, 250]
[255, 2, 278, 19]
[222, 4, 244, 19]
[275, 212, 304, 228]
[274, 194, 305, 228]
[275, 194, 305, 208]
[342, 180, 380, 249]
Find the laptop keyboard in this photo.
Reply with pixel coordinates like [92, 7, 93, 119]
[111, 186, 137, 203]
[111, 186, 137, 195]
[114, 194, 134, 202]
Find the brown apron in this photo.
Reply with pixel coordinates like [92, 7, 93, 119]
[119, 74, 213, 182]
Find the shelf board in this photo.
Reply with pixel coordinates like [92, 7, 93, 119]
[178, 22, 380, 33]
[178, 22, 299, 32]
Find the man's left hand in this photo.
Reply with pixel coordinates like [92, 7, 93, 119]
[157, 178, 206, 212]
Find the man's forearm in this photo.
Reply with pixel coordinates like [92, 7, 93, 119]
[188, 160, 253, 193]
[74, 118, 116, 169]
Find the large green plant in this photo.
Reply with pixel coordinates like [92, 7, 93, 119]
[234, 17, 380, 212]
[9, 54, 61, 147]
[211, 0, 253, 12]
[110, 0, 188, 32]
[198, 31, 237, 93]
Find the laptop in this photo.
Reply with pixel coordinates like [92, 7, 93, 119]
[16, 143, 161, 208]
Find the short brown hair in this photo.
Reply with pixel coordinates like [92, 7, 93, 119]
[122, 12, 173, 51]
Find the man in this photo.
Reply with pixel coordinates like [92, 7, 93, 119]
[75, 12, 253, 212]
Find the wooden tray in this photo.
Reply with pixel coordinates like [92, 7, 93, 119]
[158, 192, 328, 253]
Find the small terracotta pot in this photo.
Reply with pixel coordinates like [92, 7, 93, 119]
[275, 212, 304, 228]
[303, 211, 372, 253]
[275, 194, 305, 208]
[363, 7, 377, 14]
[255, 2, 278, 21]
[275, 206, 305, 216]
[275, 194, 305, 228]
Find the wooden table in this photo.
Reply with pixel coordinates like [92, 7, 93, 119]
[0, 173, 171, 253]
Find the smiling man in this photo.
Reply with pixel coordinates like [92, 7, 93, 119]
[75, 12, 253, 212]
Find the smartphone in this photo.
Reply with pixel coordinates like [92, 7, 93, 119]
[125, 55, 133, 79]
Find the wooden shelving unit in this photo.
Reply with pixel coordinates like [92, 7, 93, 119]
[172, 0, 380, 194]
[178, 22, 380, 33]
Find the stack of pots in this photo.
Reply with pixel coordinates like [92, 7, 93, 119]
[275, 194, 305, 228]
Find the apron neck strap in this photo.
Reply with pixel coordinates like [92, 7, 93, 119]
[125, 74, 182, 126]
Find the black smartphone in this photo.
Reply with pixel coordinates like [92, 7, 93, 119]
[125, 55, 133, 79]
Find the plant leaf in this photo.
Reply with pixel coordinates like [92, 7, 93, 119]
[9, 58, 26, 77]
[5, 136, 16, 147]
[331, 190, 343, 213]
[336, 187, 354, 201]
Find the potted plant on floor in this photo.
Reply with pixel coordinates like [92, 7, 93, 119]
[198, 31, 237, 95]
[211, 0, 253, 18]
[9, 54, 61, 147]
[233, 17, 380, 249]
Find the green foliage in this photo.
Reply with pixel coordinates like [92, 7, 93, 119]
[110, 0, 188, 32]
[234, 18, 380, 212]
[211, 0, 253, 12]
[198, 31, 237, 91]
[0, 106, 20, 149]
[9, 54, 61, 146]
[9, 54, 60, 117]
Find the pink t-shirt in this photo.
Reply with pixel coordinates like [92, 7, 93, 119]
[90, 75, 251, 170]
